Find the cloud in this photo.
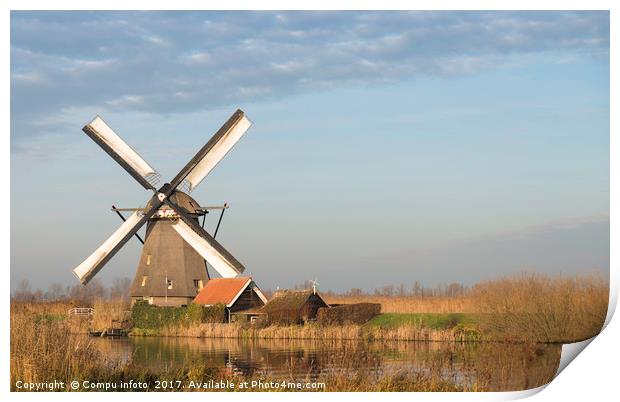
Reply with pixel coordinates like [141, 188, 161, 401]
[10, 11, 609, 148]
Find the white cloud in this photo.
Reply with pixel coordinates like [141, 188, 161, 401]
[106, 95, 146, 108]
[10, 11, 609, 149]
[183, 51, 212, 64]
[11, 71, 44, 83]
[144, 35, 169, 46]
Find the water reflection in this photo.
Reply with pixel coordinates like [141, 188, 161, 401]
[92, 336, 561, 391]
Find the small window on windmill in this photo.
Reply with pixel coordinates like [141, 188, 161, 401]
[167, 280, 173, 290]
[146, 255, 151, 266]
[141, 276, 148, 286]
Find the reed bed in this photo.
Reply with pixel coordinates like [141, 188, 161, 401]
[470, 272, 608, 342]
[10, 304, 112, 388]
[91, 298, 131, 332]
[10, 300, 79, 316]
[169, 323, 481, 342]
[325, 272, 608, 343]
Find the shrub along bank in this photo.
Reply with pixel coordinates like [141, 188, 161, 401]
[131, 301, 225, 329]
[317, 303, 381, 325]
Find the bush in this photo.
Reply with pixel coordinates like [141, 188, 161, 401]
[202, 304, 227, 323]
[317, 303, 381, 325]
[131, 301, 226, 329]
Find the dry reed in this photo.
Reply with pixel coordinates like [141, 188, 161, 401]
[91, 298, 130, 332]
[131, 322, 480, 342]
[10, 304, 111, 389]
[325, 272, 608, 342]
[470, 272, 608, 342]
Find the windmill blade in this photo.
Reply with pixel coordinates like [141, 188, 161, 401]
[166, 200, 245, 278]
[171, 220, 244, 278]
[169, 109, 252, 192]
[72, 198, 162, 284]
[83, 116, 160, 190]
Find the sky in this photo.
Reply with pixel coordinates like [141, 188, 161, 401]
[10, 11, 609, 293]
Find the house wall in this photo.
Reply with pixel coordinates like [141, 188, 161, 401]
[230, 286, 265, 312]
[230, 313, 265, 324]
[300, 294, 329, 321]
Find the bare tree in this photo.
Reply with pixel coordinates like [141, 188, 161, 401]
[348, 287, 363, 297]
[110, 277, 132, 300]
[45, 283, 66, 301]
[446, 282, 466, 297]
[68, 278, 107, 304]
[381, 285, 395, 296]
[13, 279, 34, 301]
[412, 281, 422, 297]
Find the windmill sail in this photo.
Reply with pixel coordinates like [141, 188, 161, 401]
[169, 109, 252, 192]
[171, 218, 244, 278]
[72, 211, 147, 284]
[83, 116, 160, 189]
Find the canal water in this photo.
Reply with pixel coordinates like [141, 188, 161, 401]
[91, 336, 561, 391]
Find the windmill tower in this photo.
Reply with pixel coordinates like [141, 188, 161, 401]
[129, 191, 210, 306]
[71, 110, 252, 306]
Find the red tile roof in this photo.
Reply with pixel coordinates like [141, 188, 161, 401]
[193, 277, 252, 306]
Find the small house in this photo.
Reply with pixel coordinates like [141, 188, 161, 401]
[261, 289, 329, 325]
[193, 277, 268, 322]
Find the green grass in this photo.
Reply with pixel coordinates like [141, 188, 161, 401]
[367, 313, 477, 330]
[129, 327, 161, 336]
[35, 314, 67, 324]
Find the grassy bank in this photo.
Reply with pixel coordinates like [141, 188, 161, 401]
[131, 312, 483, 342]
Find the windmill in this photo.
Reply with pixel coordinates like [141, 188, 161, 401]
[71, 109, 252, 306]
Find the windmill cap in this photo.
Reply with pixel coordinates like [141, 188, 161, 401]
[146, 190, 202, 214]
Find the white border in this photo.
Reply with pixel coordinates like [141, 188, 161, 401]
[4, 2, 617, 402]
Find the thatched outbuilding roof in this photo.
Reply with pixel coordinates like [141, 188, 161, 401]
[261, 289, 329, 324]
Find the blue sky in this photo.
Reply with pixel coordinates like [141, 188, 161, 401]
[10, 11, 609, 292]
